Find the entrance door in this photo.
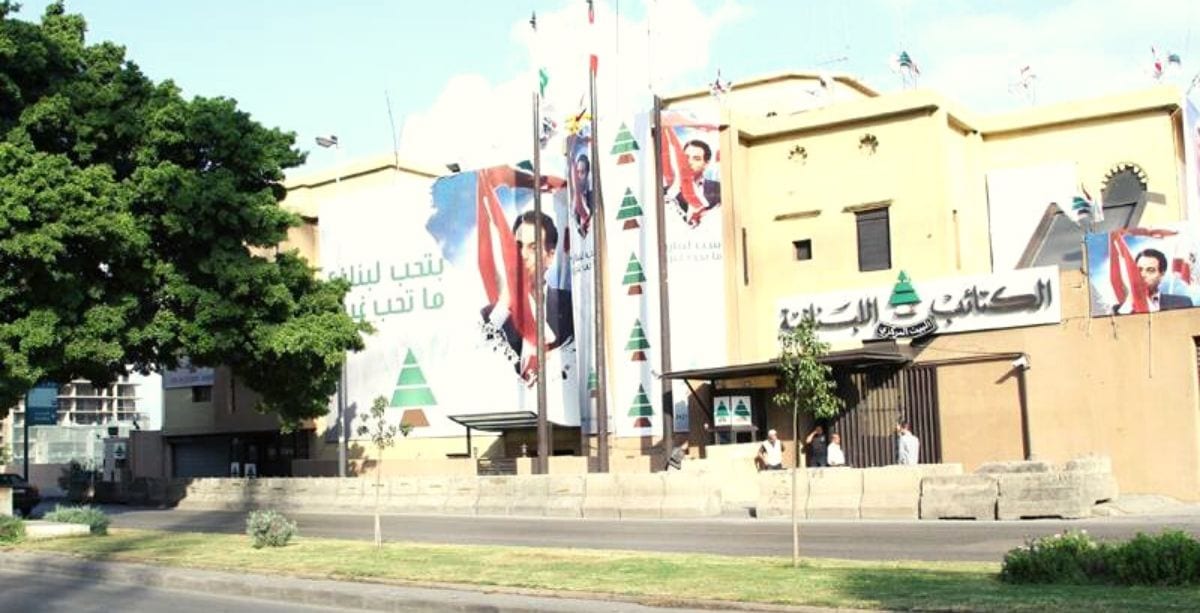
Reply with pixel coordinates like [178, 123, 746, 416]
[830, 365, 941, 467]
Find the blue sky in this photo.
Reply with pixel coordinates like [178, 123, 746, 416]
[12, 1, 1199, 175]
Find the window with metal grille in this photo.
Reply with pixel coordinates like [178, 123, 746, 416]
[856, 208, 891, 272]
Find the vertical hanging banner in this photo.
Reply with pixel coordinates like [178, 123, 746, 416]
[1184, 95, 1200, 223]
[1085, 224, 1200, 315]
[319, 166, 583, 440]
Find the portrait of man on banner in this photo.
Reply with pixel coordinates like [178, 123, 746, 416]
[427, 166, 576, 388]
[1086, 227, 1199, 316]
[660, 111, 721, 228]
[567, 132, 594, 239]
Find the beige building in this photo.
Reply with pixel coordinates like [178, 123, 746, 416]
[157, 72, 1200, 500]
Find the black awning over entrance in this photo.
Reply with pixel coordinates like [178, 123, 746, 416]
[446, 411, 540, 432]
[658, 340, 918, 382]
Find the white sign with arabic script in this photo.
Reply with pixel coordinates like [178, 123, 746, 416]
[778, 266, 1061, 342]
[162, 358, 215, 389]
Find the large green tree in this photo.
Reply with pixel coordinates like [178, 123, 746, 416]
[0, 2, 367, 425]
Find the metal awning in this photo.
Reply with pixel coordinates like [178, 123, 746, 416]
[446, 411, 539, 432]
[659, 340, 917, 381]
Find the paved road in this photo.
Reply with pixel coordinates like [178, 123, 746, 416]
[99, 506, 1200, 562]
[0, 568, 350, 613]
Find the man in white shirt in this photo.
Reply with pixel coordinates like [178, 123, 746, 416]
[757, 428, 785, 470]
[827, 432, 846, 467]
[896, 419, 920, 465]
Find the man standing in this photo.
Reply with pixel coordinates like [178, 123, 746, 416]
[804, 425, 829, 468]
[480, 210, 574, 383]
[896, 418, 920, 465]
[758, 428, 785, 471]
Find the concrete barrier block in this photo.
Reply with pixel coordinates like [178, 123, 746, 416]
[860, 466, 923, 520]
[443, 477, 480, 516]
[755, 470, 809, 519]
[618, 473, 665, 519]
[475, 476, 514, 516]
[920, 475, 997, 520]
[1, 487, 12, 516]
[336, 477, 366, 508]
[413, 477, 450, 514]
[304, 479, 341, 513]
[511, 475, 549, 517]
[915, 463, 964, 478]
[545, 475, 586, 518]
[661, 472, 721, 518]
[581, 474, 621, 519]
[382, 477, 419, 513]
[1063, 456, 1118, 503]
[807, 468, 862, 519]
[976, 460, 1053, 474]
[996, 472, 1092, 520]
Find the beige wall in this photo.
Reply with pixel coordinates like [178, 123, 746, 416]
[935, 360, 1024, 471]
[162, 367, 280, 437]
[924, 270, 1200, 500]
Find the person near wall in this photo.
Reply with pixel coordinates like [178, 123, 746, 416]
[827, 432, 846, 467]
[804, 425, 829, 467]
[896, 418, 920, 465]
[757, 429, 785, 470]
[666, 439, 689, 471]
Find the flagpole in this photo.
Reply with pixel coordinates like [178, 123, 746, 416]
[588, 0, 610, 473]
[651, 95, 675, 449]
[531, 13, 550, 475]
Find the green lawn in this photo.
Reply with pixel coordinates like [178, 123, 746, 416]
[8, 529, 1200, 611]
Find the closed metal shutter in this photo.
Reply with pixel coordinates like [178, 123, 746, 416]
[171, 439, 228, 478]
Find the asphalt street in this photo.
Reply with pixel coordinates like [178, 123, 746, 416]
[98, 505, 1200, 562]
[0, 568, 352, 613]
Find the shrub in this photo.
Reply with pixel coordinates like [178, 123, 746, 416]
[1002, 530, 1109, 584]
[56, 461, 99, 503]
[43, 504, 110, 535]
[0, 515, 25, 543]
[1002, 529, 1200, 586]
[246, 509, 297, 548]
[1110, 530, 1200, 586]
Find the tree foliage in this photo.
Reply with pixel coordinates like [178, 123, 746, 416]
[0, 2, 367, 425]
[773, 318, 842, 420]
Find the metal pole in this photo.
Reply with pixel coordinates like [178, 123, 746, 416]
[651, 95, 675, 449]
[589, 62, 610, 473]
[337, 362, 347, 477]
[1016, 363, 1032, 461]
[533, 91, 550, 475]
[22, 401, 29, 482]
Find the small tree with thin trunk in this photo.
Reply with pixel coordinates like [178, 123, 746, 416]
[773, 316, 843, 568]
[356, 395, 413, 548]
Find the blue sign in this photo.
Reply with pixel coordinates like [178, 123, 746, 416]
[25, 382, 59, 426]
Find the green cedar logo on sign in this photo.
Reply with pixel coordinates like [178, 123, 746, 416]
[611, 122, 639, 165]
[626, 319, 650, 361]
[587, 367, 598, 398]
[628, 384, 653, 428]
[616, 188, 643, 230]
[888, 271, 921, 317]
[623, 253, 646, 295]
[392, 349, 436, 408]
[713, 397, 731, 427]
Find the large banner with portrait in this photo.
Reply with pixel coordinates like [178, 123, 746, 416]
[319, 167, 583, 440]
[1184, 95, 1200, 223]
[1085, 225, 1200, 316]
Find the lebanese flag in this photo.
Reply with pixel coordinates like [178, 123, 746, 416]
[1109, 230, 1148, 313]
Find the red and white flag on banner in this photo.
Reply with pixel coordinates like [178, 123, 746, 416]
[587, 0, 598, 75]
[1109, 228, 1180, 313]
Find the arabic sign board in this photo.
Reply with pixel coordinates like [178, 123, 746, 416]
[25, 382, 59, 426]
[162, 358, 215, 389]
[777, 266, 1062, 343]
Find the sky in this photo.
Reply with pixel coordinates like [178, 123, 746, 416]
[11, 0, 1200, 176]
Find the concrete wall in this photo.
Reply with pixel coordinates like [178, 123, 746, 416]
[924, 269, 1200, 501]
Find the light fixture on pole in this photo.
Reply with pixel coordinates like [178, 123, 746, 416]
[315, 133, 347, 477]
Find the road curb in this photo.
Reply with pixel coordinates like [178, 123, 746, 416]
[0, 551, 845, 612]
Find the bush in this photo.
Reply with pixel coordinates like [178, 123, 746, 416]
[56, 461, 99, 503]
[0, 515, 25, 543]
[246, 509, 297, 548]
[1002, 529, 1200, 586]
[43, 504, 110, 535]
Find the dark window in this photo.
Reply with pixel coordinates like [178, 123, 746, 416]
[792, 239, 812, 261]
[855, 209, 891, 272]
[191, 385, 213, 403]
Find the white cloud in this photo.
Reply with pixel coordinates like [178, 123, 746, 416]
[398, 0, 744, 170]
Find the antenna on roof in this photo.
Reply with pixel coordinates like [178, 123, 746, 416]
[385, 89, 401, 170]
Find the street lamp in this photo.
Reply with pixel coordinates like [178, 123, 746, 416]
[315, 135, 347, 477]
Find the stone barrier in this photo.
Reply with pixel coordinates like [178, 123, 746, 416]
[617, 473, 665, 519]
[996, 472, 1092, 520]
[412, 477, 450, 514]
[919, 475, 998, 520]
[807, 468, 862, 519]
[580, 473, 621, 519]
[381, 477, 418, 513]
[475, 476, 514, 516]
[510, 475, 550, 517]
[860, 466, 923, 519]
[442, 476, 480, 515]
[0, 487, 11, 516]
[1064, 456, 1119, 504]
[661, 472, 721, 518]
[755, 470, 808, 519]
[545, 475, 586, 518]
